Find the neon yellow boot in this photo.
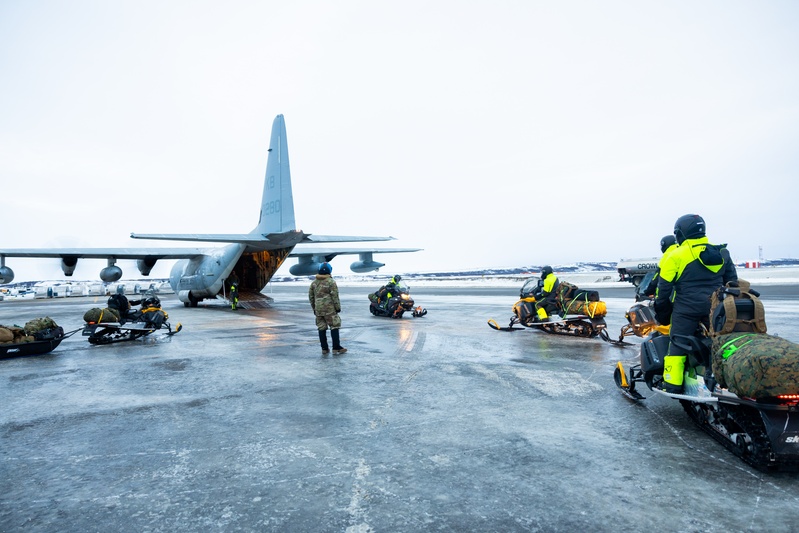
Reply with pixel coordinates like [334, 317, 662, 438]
[661, 355, 686, 393]
[536, 307, 549, 322]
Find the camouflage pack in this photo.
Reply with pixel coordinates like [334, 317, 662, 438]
[712, 332, 799, 398]
[83, 308, 120, 324]
[0, 327, 14, 343]
[23, 317, 58, 335]
[0, 325, 33, 344]
[709, 279, 767, 336]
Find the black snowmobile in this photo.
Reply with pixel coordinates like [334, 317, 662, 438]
[614, 285, 799, 472]
[83, 294, 182, 345]
[368, 281, 427, 319]
[488, 277, 611, 340]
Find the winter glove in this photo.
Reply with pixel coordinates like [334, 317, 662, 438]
[653, 300, 672, 326]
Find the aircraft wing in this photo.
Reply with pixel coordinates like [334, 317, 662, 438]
[300, 235, 397, 243]
[289, 247, 421, 258]
[0, 248, 206, 260]
[287, 246, 422, 275]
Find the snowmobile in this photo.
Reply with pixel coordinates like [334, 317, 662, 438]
[614, 284, 799, 471]
[82, 294, 182, 345]
[368, 280, 427, 319]
[488, 277, 611, 340]
[609, 300, 670, 346]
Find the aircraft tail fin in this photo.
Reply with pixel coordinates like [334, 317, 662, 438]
[255, 114, 296, 235]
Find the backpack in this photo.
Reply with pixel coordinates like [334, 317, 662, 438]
[709, 279, 767, 336]
[557, 281, 577, 301]
[107, 294, 128, 311]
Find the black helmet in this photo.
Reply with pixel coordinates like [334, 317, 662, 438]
[318, 262, 332, 275]
[660, 234, 677, 253]
[541, 265, 553, 279]
[143, 295, 161, 309]
[394, 275, 401, 282]
[674, 214, 706, 244]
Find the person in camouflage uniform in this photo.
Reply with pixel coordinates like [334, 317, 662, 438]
[309, 262, 347, 355]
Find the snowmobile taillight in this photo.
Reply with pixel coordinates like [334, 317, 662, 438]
[776, 394, 799, 401]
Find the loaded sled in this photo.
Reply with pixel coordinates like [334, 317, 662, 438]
[0, 318, 80, 359]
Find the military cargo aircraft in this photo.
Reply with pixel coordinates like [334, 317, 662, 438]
[0, 115, 419, 307]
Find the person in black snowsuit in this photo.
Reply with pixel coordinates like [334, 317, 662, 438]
[654, 214, 738, 393]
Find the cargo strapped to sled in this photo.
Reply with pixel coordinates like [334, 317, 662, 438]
[709, 279, 767, 336]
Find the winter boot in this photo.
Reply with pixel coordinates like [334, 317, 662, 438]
[660, 355, 686, 393]
[536, 307, 550, 322]
[331, 328, 347, 355]
[319, 330, 330, 355]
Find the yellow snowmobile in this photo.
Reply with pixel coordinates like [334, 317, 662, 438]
[488, 277, 610, 340]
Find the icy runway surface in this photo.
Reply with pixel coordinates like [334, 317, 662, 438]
[2, 282, 799, 532]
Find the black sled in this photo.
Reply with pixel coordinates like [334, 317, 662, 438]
[1, 326, 80, 359]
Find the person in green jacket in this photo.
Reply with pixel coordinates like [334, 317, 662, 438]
[309, 262, 347, 355]
[654, 214, 737, 393]
[535, 265, 560, 322]
[643, 234, 679, 298]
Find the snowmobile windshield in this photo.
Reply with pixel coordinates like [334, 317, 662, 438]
[520, 278, 542, 298]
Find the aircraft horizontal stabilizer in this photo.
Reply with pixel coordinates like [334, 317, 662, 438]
[302, 235, 396, 243]
[130, 232, 398, 248]
[131, 233, 265, 244]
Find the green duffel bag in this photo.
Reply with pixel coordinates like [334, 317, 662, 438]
[712, 333, 799, 398]
[83, 307, 120, 324]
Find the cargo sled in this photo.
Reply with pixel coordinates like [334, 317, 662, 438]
[0, 319, 80, 359]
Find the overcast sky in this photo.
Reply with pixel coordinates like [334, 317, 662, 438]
[2, 1, 798, 282]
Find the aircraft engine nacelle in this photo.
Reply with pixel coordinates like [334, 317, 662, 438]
[100, 266, 123, 283]
[289, 262, 323, 276]
[350, 260, 385, 273]
[0, 266, 14, 284]
[137, 257, 158, 276]
[61, 257, 78, 277]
